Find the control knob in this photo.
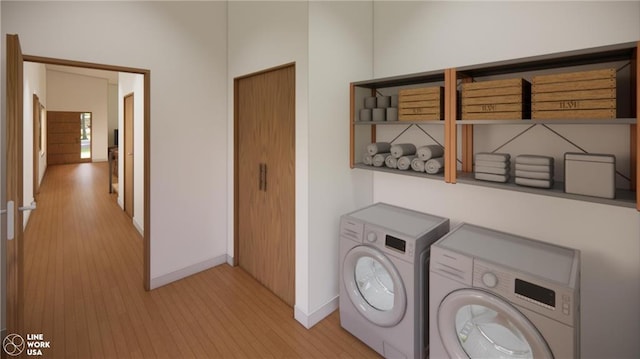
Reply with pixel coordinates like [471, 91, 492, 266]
[366, 232, 377, 243]
[482, 272, 498, 288]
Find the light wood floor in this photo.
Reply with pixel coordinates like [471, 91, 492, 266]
[23, 163, 380, 358]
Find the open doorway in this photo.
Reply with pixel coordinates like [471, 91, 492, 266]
[18, 50, 151, 290]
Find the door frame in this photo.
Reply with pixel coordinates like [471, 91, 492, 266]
[17, 51, 152, 291]
[123, 93, 134, 218]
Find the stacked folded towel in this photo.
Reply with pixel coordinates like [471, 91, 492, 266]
[474, 152, 511, 183]
[514, 155, 554, 189]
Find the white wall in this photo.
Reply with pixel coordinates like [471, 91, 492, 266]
[22, 62, 46, 226]
[118, 72, 145, 234]
[227, 0, 311, 317]
[2, 1, 229, 286]
[306, 1, 374, 325]
[46, 70, 108, 162]
[373, 2, 640, 358]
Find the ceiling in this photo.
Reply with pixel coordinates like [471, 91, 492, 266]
[46, 64, 119, 85]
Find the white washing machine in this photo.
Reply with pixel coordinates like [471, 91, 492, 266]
[339, 203, 449, 359]
[429, 223, 580, 359]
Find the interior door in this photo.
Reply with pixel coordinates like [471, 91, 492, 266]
[124, 94, 134, 218]
[437, 288, 553, 359]
[47, 111, 87, 165]
[236, 64, 295, 306]
[6, 33, 25, 338]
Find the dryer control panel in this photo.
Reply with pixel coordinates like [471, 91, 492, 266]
[473, 259, 578, 327]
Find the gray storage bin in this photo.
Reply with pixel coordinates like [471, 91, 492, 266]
[564, 152, 615, 199]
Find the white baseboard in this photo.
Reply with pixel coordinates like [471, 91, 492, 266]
[150, 255, 227, 290]
[226, 255, 234, 266]
[294, 296, 339, 329]
[132, 217, 144, 236]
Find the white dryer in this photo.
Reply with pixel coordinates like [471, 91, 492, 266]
[339, 203, 449, 359]
[429, 223, 580, 359]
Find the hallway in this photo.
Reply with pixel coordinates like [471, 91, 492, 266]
[22, 163, 378, 358]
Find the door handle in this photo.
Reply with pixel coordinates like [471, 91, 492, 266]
[2, 201, 37, 241]
[263, 164, 267, 192]
[19, 201, 37, 211]
[259, 163, 264, 191]
[258, 163, 268, 192]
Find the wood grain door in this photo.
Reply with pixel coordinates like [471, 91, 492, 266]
[236, 64, 295, 306]
[124, 94, 134, 218]
[6, 33, 25, 337]
[47, 111, 87, 165]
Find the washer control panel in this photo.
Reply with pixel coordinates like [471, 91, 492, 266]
[473, 259, 577, 327]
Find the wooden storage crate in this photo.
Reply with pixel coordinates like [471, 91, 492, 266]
[398, 86, 444, 121]
[532, 68, 616, 119]
[461, 78, 531, 120]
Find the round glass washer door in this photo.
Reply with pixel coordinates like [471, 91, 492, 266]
[438, 289, 553, 359]
[342, 245, 406, 327]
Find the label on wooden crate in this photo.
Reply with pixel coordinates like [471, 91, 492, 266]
[463, 94, 523, 105]
[532, 99, 615, 111]
[463, 111, 527, 120]
[462, 103, 525, 113]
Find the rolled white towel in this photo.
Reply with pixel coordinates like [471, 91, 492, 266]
[411, 158, 426, 172]
[367, 142, 392, 155]
[425, 157, 445, 174]
[416, 145, 444, 161]
[385, 155, 398, 169]
[372, 153, 389, 167]
[390, 143, 417, 158]
[362, 154, 373, 166]
[397, 155, 416, 171]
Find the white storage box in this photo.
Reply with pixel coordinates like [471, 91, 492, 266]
[564, 153, 615, 199]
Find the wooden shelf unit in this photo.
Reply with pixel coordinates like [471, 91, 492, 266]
[350, 41, 640, 210]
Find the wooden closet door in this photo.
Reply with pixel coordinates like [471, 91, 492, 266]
[236, 65, 295, 306]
